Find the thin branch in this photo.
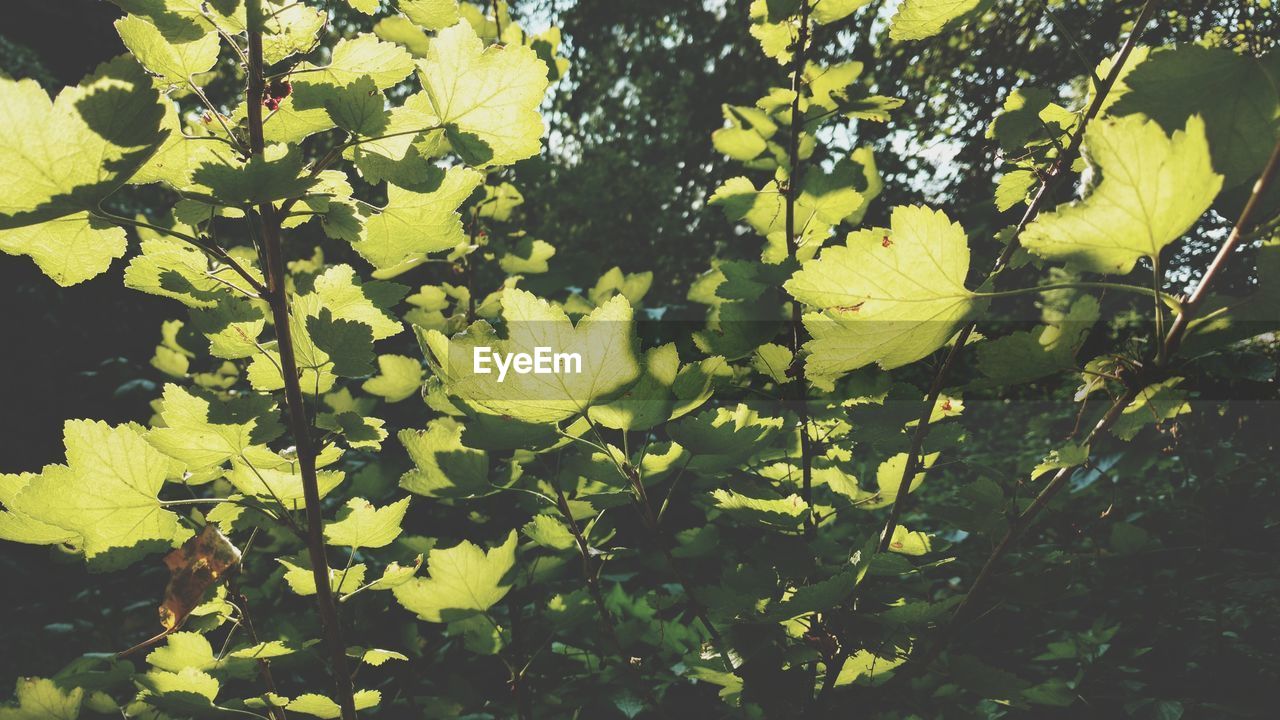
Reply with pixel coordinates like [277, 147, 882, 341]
[91, 208, 266, 296]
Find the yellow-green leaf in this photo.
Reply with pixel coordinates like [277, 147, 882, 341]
[392, 530, 518, 622]
[1021, 115, 1222, 274]
[415, 21, 549, 166]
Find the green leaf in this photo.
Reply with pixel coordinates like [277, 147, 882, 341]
[788, 205, 984, 377]
[248, 276, 397, 391]
[0, 474, 78, 546]
[147, 384, 282, 473]
[111, 0, 246, 39]
[392, 530, 518, 622]
[192, 143, 316, 205]
[421, 290, 642, 423]
[1032, 442, 1090, 480]
[317, 411, 388, 450]
[1110, 46, 1280, 188]
[0, 58, 165, 284]
[227, 446, 346, 510]
[846, 452, 940, 510]
[1021, 115, 1222, 274]
[748, 0, 800, 64]
[977, 295, 1099, 385]
[278, 558, 367, 596]
[116, 14, 220, 83]
[190, 296, 267, 359]
[669, 404, 784, 470]
[415, 21, 549, 166]
[325, 77, 389, 136]
[812, 0, 874, 25]
[347, 0, 380, 14]
[359, 648, 409, 666]
[751, 343, 794, 383]
[806, 62, 904, 124]
[401, 0, 462, 31]
[831, 649, 906, 686]
[0, 213, 126, 287]
[368, 555, 423, 590]
[362, 354, 425, 402]
[0, 420, 182, 565]
[307, 310, 377, 377]
[994, 169, 1036, 212]
[889, 0, 983, 41]
[325, 497, 411, 548]
[310, 264, 407, 341]
[286, 690, 381, 719]
[399, 417, 490, 498]
[262, 1, 326, 64]
[353, 166, 482, 269]
[138, 667, 219, 713]
[1110, 378, 1191, 441]
[146, 632, 217, 672]
[987, 87, 1075, 153]
[124, 232, 240, 308]
[310, 33, 416, 90]
[262, 34, 414, 144]
[709, 173, 859, 263]
[522, 514, 576, 550]
[885, 525, 931, 555]
[712, 490, 809, 531]
[0, 57, 165, 230]
[499, 237, 556, 275]
[589, 344, 727, 432]
[374, 16, 432, 56]
[0, 678, 82, 720]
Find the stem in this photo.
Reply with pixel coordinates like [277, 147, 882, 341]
[1152, 254, 1167, 365]
[786, 0, 816, 539]
[160, 497, 238, 507]
[975, 281, 1180, 311]
[245, 3, 357, 718]
[553, 485, 621, 664]
[229, 575, 288, 720]
[874, 0, 1162, 555]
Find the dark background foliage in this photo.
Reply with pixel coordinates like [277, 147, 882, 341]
[1, 1, 1278, 717]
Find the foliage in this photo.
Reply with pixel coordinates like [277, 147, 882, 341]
[1, 0, 1279, 719]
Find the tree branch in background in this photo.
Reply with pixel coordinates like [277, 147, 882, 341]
[876, 0, 1164, 554]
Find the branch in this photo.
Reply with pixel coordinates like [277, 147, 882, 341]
[875, 0, 1163, 554]
[91, 208, 267, 297]
[1161, 139, 1280, 359]
[786, 0, 817, 539]
[245, 2, 356, 718]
